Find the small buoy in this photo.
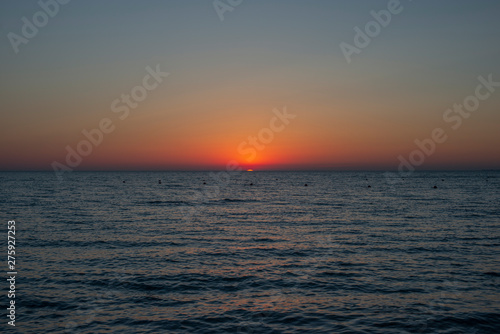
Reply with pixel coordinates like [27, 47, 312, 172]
[158, 180, 162, 184]
[433, 185, 437, 189]
[304, 184, 308, 186]
[441, 179, 444, 181]
[122, 181, 125, 183]
[250, 182, 253, 186]
[368, 185, 371, 188]
[203, 182, 206, 185]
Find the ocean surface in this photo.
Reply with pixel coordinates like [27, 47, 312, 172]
[1, 171, 499, 333]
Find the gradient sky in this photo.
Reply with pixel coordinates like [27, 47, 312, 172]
[1, 0, 499, 171]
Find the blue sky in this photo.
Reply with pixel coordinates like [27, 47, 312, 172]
[1, 0, 499, 170]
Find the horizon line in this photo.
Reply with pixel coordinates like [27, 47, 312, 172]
[1, 169, 499, 173]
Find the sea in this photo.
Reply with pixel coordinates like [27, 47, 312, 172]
[1, 171, 499, 333]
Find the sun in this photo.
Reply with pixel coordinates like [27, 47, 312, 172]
[247, 169, 253, 172]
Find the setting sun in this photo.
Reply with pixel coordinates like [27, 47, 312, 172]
[1, 1, 498, 333]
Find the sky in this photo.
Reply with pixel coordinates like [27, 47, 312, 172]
[1, 0, 499, 171]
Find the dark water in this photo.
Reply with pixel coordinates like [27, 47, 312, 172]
[1, 171, 499, 333]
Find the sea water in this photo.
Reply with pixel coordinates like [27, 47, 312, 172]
[1, 171, 499, 333]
